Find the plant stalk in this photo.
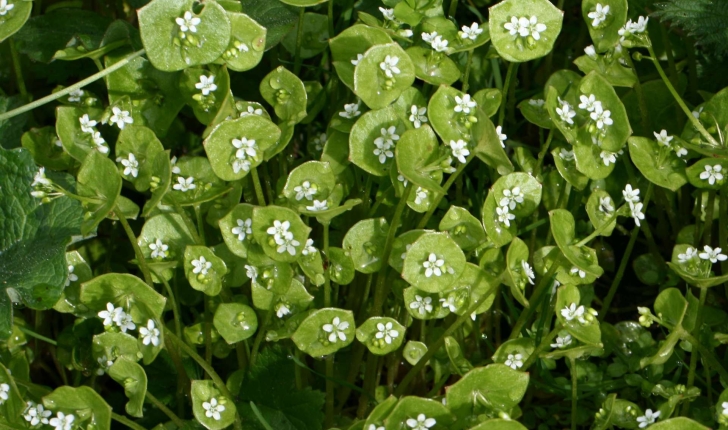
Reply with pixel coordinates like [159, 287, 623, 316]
[145, 391, 185, 428]
[250, 166, 266, 206]
[116, 206, 154, 287]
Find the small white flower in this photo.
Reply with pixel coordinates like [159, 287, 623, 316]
[98, 302, 124, 327]
[49, 412, 75, 430]
[636, 409, 660, 428]
[91, 131, 108, 153]
[312, 132, 327, 151]
[449, 139, 470, 163]
[460, 22, 483, 40]
[505, 353, 524, 369]
[302, 238, 317, 256]
[293, 180, 317, 201]
[23, 401, 52, 426]
[232, 157, 251, 174]
[339, 102, 361, 119]
[579, 94, 598, 112]
[495, 125, 507, 148]
[628, 16, 649, 34]
[375, 322, 399, 344]
[556, 98, 576, 125]
[120, 153, 139, 178]
[721, 401, 728, 416]
[275, 235, 300, 256]
[421, 31, 438, 43]
[699, 164, 723, 185]
[79, 114, 97, 133]
[0, 383, 9, 404]
[454, 94, 477, 114]
[399, 29, 413, 38]
[373, 126, 398, 164]
[675, 146, 688, 158]
[631, 202, 645, 226]
[244, 105, 263, 116]
[440, 295, 458, 313]
[600, 150, 617, 166]
[414, 187, 428, 205]
[322, 316, 349, 343]
[584, 45, 597, 58]
[351, 53, 364, 66]
[409, 105, 428, 128]
[496, 205, 516, 227]
[202, 397, 226, 421]
[276, 302, 291, 318]
[401, 243, 412, 260]
[66, 265, 78, 287]
[570, 266, 586, 279]
[195, 75, 217, 96]
[68, 89, 84, 103]
[267, 220, 291, 240]
[522, 260, 535, 285]
[527, 16, 547, 40]
[170, 156, 181, 174]
[406, 414, 436, 430]
[422, 253, 445, 278]
[588, 4, 610, 27]
[504, 16, 527, 37]
[430, 35, 449, 52]
[306, 199, 329, 211]
[622, 184, 640, 205]
[678, 247, 698, 263]
[192, 256, 212, 275]
[149, 239, 169, 259]
[653, 129, 673, 147]
[528, 99, 546, 108]
[110, 107, 133, 130]
[410, 295, 433, 315]
[32, 167, 51, 188]
[379, 55, 401, 78]
[0, 0, 13, 15]
[561, 303, 586, 323]
[139, 319, 160, 346]
[117, 312, 136, 333]
[232, 137, 258, 159]
[559, 148, 575, 160]
[173, 176, 196, 192]
[379, 7, 395, 21]
[245, 265, 258, 282]
[699, 245, 727, 263]
[97, 357, 116, 373]
[551, 334, 572, 349]
[368, 425, 385, 430]
[232, 218, 252, 241]
[500, 187, 524, 210]
[599, 196, 614, 215]
[176, 11, 201, 33]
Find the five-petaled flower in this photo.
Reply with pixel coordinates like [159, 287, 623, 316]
[0, 0, 15, 15]
[699, 245, 727, 263]
[449, 139, 470, 163]
[561, 303, 586, 324]
[429, 35, 449, 52]
[588, 3, 610, 27]
[98, 302, 124, 327]
[551, 334, 572, 349]
[406, 414, 436, 430]
[306, 199, 328, 211]
[267, 220, 292, 240]
[495, 126, 507, 147]
[339, 102, 361, 119]
[460, 22, 483, 40]
[97, 355, 113, 375]
[149, 239, 169, 259]
[699, 164, 723, 185]
[600, 150, 617, 166]
[202, 397, 226, 421]
[454, 94, 477, 114]
[522, 260, 535, 285]
[275, 234, 300, 255]
[0, 383, 9, 405]
[373, 126, 399, 163]
[176, 11, 200, 33]
[245, 265, 258, 282]
[505, 353, 524, 369]
[322, 316, 349, 342]
[630, 202, 645, 226]
[117, 313, 136, 333]
[653, 129, 673, 147]
[636, 409, 660, 428]
[409, 105, 428, 128]
[120, 153, 139, 177]
[195, 75, 217, 96]
[232, 137, 257, 160]
[110, 107, 133, 130]
[590, 103, 613, 129]
[599, 196, 614, 215]
[556, 98, 576, 125]
[410, 295, 433, 315]
[192, 256, 212, 275]
[379, 55, 401, 78]
[23, 401, 52, 426]
[414, 187, 428, 205]
[232, 218, 252, 241]
[375, 322, 399, 344]
[623, 184, 640, 205]
[49, 412, 75, 430]
[379, 7, 395, 21]
[139, 319, 160, 346]
[302, 238, 317, 256]
[677, 246, 698, 263]
[440, 295, 458, 313]
[579, 94, 598, 112]
[79, 114, 97, 133]
[68, 89, 84, 103]
[500, 187, 524, 210]
[422, 253, 445, 277]
[173, 176, 196, 192]
[496, 205, 516, 227]
[276, 302, 291, 318]
[294, 181, 317, 201]
[504, 16, 547, 40]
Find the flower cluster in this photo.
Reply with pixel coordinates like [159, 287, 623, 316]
[98, 302, 136, 333]
[23, 401, 52, 426]
[30, 167, 63, 202]
[504, 16, 547, 41]
[654, 129, 687, 158]
[579, 94, 613, 133]
[622, 184, 645, 226]
[494, 186, 524, 229]
[231, 136, 258, 173]
[109, 106, 133, 130]
[561, 302, 598, 325]
[78, 113, 108, 154]
[422, 31, 448, 52]
[266, 220, 300, 256]
[373, 126, 399, 164]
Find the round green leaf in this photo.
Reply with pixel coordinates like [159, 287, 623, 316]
[213, 302, 258, 344]
[179, 65, 231, 125]
[354, 43, 416, 110]
[54, 251, 94, 316]
[282, 161, 336, 208]
[356, 316, 406, 355]
[251, 205, 311, 263]
[219, 203, 255, 258]
[191, 380, 237, 430]
[163, 156, 229, 206]
[438, 206, 486, 251]
[402, 232, 466, 293]
[80, 273, 167, 322]
[427, 85, 476, 144]
[291, 308, 355, 357]
[55, 106, 107, 162]
[389, 229, 427, 273]
[328, 247, 356, 285]
[406, 46, 461, 86]
[349, 105, 405, 176]
[555, 284, 601, 345]
[43, 386, 111, 430]
[329, 24, 393, 91]
[259, 66, 307, 123]
[77, 151, 122, 235]
[489, 0, 563, 63]
[403, 341, 428, 366]
[519, 97, 552, 129]
[395, 125, 446, 195]
[549, 209, 604, 277]
[184, 245, 228, 296]
[685, 158, 728, 190]
[221, 12, 266, 71]
[577, 71, 632, 152]
[141, 150, 172, 217]
[586, 189, 617, 237]
[404, 286, 439, 320]
[469, 419, 528, 430]
[491, 172, 543, 218]
[108, 357, 148, 418]
[21, 126, 73, 171]
[582, 0, 627, 52]
[492, 337, 535, 370]
[482, 192, 516, 248]
[506, 237, 534, 307]
[115, 125, 165, 192]
[282, 13, 328, 59]
[628, 136, 687, 191]
[552, 145, 589, 190]
[0, 0, 32, 43]
[343, 217, 390, 274]
[384, 397, 455, 430]
[573, 51, 637, 88]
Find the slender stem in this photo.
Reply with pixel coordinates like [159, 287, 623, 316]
[624, 53, 651, 134]
[165, 329, 243, 430]
[250, 402, 275, 430]
[17, 326, 57, 346]
[170, 198, 203, 245]
[719, 190, 728, 296]
[599, 226, 639, 322]
[682, 287, 707, 416]
[681, 331, 728, 382]
[9, 39, 27, 98]
[322, 221, 334, 427]
[448, 0, 458, 17]
[570, 357, 578, 430]
[194, 205, 206, 246]
[249, 309, 272, 367]
[416, 155, 472, 229]
[491, 58, 503, 90]
[327, 0, 335, 38]
[294, 7, 305, 75]
[702, 190, 716, 246]
[0, 49, 146, 122]
[461, 50, 474, 93]
[647, 46, 719, 146]
[508, 257, 562, 340]
[535, 130, 554, 175]
[204, 297, 213, 372]
[161, 277, 183, 339]
[145, 391, 185, 428]
[250, 166, 266, 206]
[498, 62, 517, 127]
[521, 325, 561, 370]
[111, 413, 147, 430]
[116, 206, 154, 287]
[323, 223, 331, 307]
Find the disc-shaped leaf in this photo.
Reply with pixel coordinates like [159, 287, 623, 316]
[0, 0, 32, 43]
[445, 336, 474, 376]
[279, 0, 328, 6]
[328, 247, 356, 285]
[402, 232, 466, 293]
[183, 246, 228, 296]
[354, 43, 416, 110]
[92, 332, 141, 364]
[282, 161, 336, 207]
[552, 146, 589, 190]
[666, 244, 728, 288]
[108, 357, 147, 418]
[56, 106, 106, 162]
[179, 65, 231, 126]
[482, 192, 516, 248]
[573, 128, 618, 180]
[578, 72, 632, 152]
[389, 229, 427, 273]
[364, 396, 399, 430]
[77, 151, 121, 235]
[163, 156, 229, 206]
[42, 386, 111, 430]
[404, 287, 439, 320]
[406, 46, 461, 86]
[343, 217, 390, 274]
[506, 237, 533, 307]
[574, 53, 637, 88]
[222, 12, 266, 72]
[628, 137, 687, 191]
[427, 85, 475, 144]
[492, 337, 535, 370]
[252, 205, 311, 263]
[80, 273, 166, 322]
[282, 12, 329, 59]
[356, 316, 406, 355]
[138, 0, 231, 72]
[21, 126, 73, 171]
[395, 125, 445, 194]
[685, 158, 728, 190]
[115, 125, 165, 192]
[219, 203, 255, 258]
[582, 0, 627, 52]
[555, 284, 601, 345]
[519, 97, 552, 129]
[259, 66, 307, 123]
[586, 189, 617, 237]
[213, 302, 258, 344]
[489, 0, 563, 62]
[350, 106, 405, 176]
[292, 308, 355, 357]
[191, 380, 236, 430]
[549, 209, 604, 277]
[474, 88, 503, 118]
[491, 172, 543, 218]
[384, 397, 455, 430]
[438, 206, 486, 251]
[329, 24, 393, 91]
[471, 109, 514, 175]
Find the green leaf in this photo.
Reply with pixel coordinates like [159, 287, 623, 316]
[471, 110, 514, 175]
[214, 302, 258, 344]
[0, 0, 31, 43]
[41, 388, 109, 430]
[492, 337, 535, 369]
[108, 357, 148, 418]
[654, 287, 688, 328]
[179, 65, 231, 126]
[55, 106, 106, 162]
[395, 125, 446, 195]
[77, 150, 122, 235]
[138, 0, 231, 72]
[406, 46, 461, 86]
[549, 209, 604, 277]
[491, 172, 543, 219]
[505, 237, 534, 307]
[519, 97, 552, 129]
[402, 232, 466, 293]
[685, 158, 728, 190]
[219, 203, 256, 258]
[343, 217, 390, 274]
[80, 273, 167, 323]
[654, 0, 728, 57]
[282, 161, 336, 208]
[552, 145, 589, 190]
[0, 148, 82, 339]
[240, 0, 298, 50]
[473, 88, 503, 118]
[555, 284, 602, 346]
[115, 125, 166, 192]
[581, 0, 628, 52]
[389, 229, 427, 273]
[21, 126, 73, 171]
[184, 245, 228, 296]
[438, 206, 486, 251]
[222, 12, 267, 71]
[469, 419, 528, 430]
[354, 43, 416, 110]
[384, 396, 455, 430]
[292, 308, 356, 356]
[573, 52, 637, 88]
[350, 106, 405, 177]
[488, 0, 564, 62]
[163, 156, 230, 206]
[329, 24, 393, 91]
[252, 205, 311, 263]
[356, 316, 406, 355]
[578, 71, 632, 153]
[444, 336, 474, 376]
[279, 0, 327, 6]
[259, 66, 307, 123]
[54, 251, 93, 315]
[282, 13, 329, 59]
[586, 189, 617, 237]
[403, 340, 428, 365]
[628, 136, 687, 191]
[191, 380, 237, 430]
[52, 20, 141, 61]
[649, 418, 710, 430]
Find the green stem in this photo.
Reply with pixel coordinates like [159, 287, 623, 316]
[647, 45, 719, 146]
[498, 62, 518, 127]
[0, 49, 146, 122]
[702, 190, 716, 246]
[116, 206, 154, 287]
[682, 287, 707, 416]
[416, 155, 472, 229]
[165, 329, 243, 430]
[447, 0, 458, 17]
[570, 357, 578, 430]
[161, 277, 183, 339]
[294, 7, 305, 75]
[599, 226, 639, 322]
[508, 257, 562, 340]
[322, 221, 334, 428]
[194, 205, 206, 245]
[681, 330, 728, 382]
[249, 308, 272, 367]
[491, 58, 503, 90]
[719, 190, 728, 296]
[521, 325, 561, 370]
[461, 50, 473, 93]
[250, 166, 266, 206]
[111, 413, 147, 430]
[145, 391, 185, 428]
[250, 402, 275, 430]
[17, 326, 57, 346]
[9, 39, 27, 98]
[624, 52, 651, 134]
[170, 198, 203, 245]
[327, 0, 335, 38]
[535, 130, 554, 175]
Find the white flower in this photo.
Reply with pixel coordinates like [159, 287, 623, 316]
[232, 137, 258, 159]
[556, 98, 576, 125]
[351, 53, 364, 66]
[0, 0, 14, 15]
[0, 383, 9, 404]
[306, 199, 329, 211]
[584, 45, 597, 58]
[95, 357, 116, 374]
[495, 125, 507, 148]
[312, 132, 327, 151]
[339, 102, 361, 119]
[421, 31, 438, 43]
[410, 295, 433, 315]
[117, 312, 136, 333]
[293, 181, 317, 201]
[721, 401, 728, 416]
[630, 202, 645, 226]
[68, 89, 84, 103]
[232, 157, 251, 174]
[622, 184, 640, 205]
[460, 22, 483, 40]
[176, 11, 201, 33]
[500, 187, 524, 210]
[368, 425, 385, 430]
[570, 266, 586, 279]
[322, 316, 349, 343]
[399, 29, 413, 38]
[414, 187, 428, 205]
[579, 94, 598, 112]
[454, 94, 477, 114]
[600, 150, 617, 166]
[653, 129, 673, 147]
[192, 256, 212, 275]
[529, 99, 546, 107]
[275, 235, 300, 255]
[561, 303, 586, 323]
[409, 105, 428, 128]
[170, 156, 181, 174]
[244, 105, 263, 116]
[49, 412, 75, 430]
[440, 296, 458, 313]
[245, 265, 258, 282]
[32, 167, 51, 188]
[79, 114, 97, 133]
[522, 260, 535, 285]
[379, 55, 401, 78]
[449, 139, 470, 163]
[559, 148, 575, 160]
[373, 126, 399, 163]
[149, 239, 169, 259]
[66, 265, 78, 287]
[173, 176, 196, 192]
[195, 75, 217, 96]
[23, 401, 52, 426]
[267, 220, 291, 240]
[202, 398, 226, 421]
[139, 319, 160, 346]
[302, 238, 317, 256]
[677, 247, 698, 264]
[91, 131, 108, 154]
[505, 353, 524, 369]
[599, 196, 614, 215]
[551, 334, 572, 349]
[232, 218, 252, 241]
[636, 409, 660, 428]
[406, 414, 436, 430]
[98, 302, 124, 327]
[120, 153, 139, 177]
[588, 4, 610, 27]
[699, 164, 723, 185]
[675, 146, 688, 158]
[423, 253, 445, 277]
[375, 322, 399, 344]
[527, 16, 547, 39]
[379, 7, 395, 21]
[496, 205, 516, 227]
[430, 35, 449, 52]
[401, 243, 412, 260]
[275, 302, 291, 318]
[110, 107, 133, 130]
[699, 245, 727, 263]
[628, 16, 649, 34]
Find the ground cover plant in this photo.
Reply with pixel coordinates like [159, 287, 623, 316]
[1, 0, 728, 428]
